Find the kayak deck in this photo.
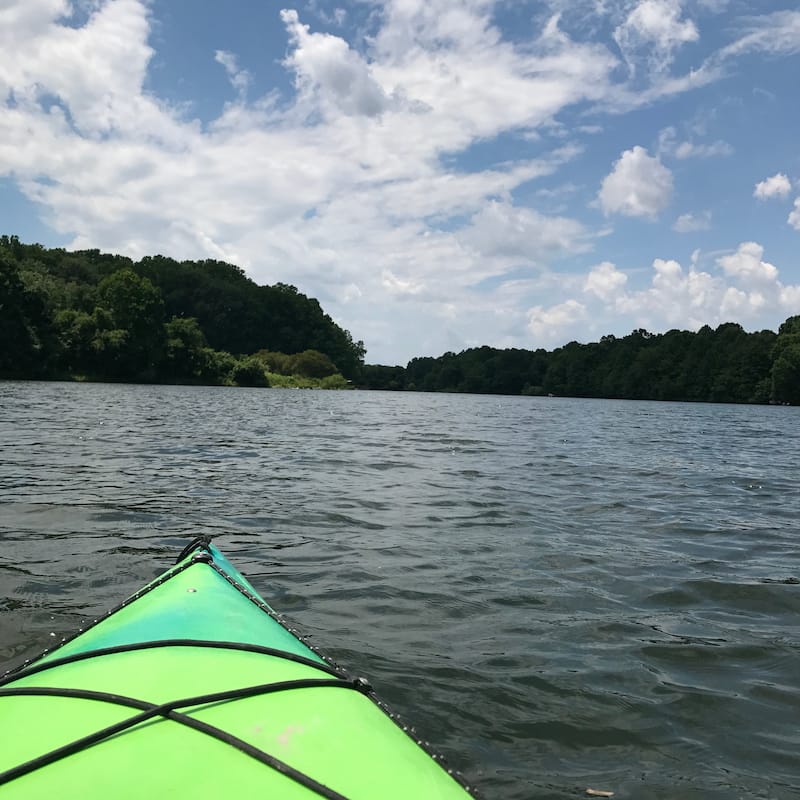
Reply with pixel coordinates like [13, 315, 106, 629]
[0, 539, 475, 799]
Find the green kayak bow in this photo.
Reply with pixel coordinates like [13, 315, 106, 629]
[0, 538, 476, 799]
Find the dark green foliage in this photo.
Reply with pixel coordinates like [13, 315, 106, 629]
[253, 348, 338, 378]
[231, 357, 270, 387]
[770, 316, 800, 405]
[254, 350, 295, 375]
[361, 364, 408, 390]
[95, 269, 165, 380]
[163, 317, 208, 382]
[358, 322, 790, 405]
[2, 236, 797, 404]
[287, 349, 338, 378]
[197, 348, 238, 385]
[0, 249, 53, 377]
[135, 259, 364, 378]
[0, 236, 365, 385]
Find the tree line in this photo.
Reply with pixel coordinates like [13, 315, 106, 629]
[362, 320, 800, 405]
[2, 235, 798, 403]
[0, 235, 365, 386]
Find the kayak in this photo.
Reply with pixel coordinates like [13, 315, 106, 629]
[0, 538, 476, 799]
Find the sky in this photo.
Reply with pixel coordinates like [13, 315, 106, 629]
[1, 0, 799, 365]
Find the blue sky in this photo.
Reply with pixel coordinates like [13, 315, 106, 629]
[1, 0, 799, 364]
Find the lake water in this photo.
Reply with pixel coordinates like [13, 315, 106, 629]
[1, 381, 799, 798]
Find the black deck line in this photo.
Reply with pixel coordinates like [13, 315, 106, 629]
[179, 539, 479, 797]
[0, 638, 341, 689]
[0, 679, 359, 799]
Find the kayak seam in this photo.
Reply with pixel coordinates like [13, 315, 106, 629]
[0, 639, 341, 689]
[0, 678, 361, 799]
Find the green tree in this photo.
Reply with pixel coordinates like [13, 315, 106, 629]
[289, 349, 338, 378]
[232, 356, 270, 387]
[771, 316, 800, 404]
[162, 317, 207, 382]
[254, 350, 295, 375]
[0, 252, 51, 376]
[98, 269, 164, 332]
[96, 269, 165, 379]
[54, 309, 99, 375]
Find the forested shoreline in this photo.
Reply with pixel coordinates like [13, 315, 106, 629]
[2, 236, 798, 404]
[363, 319, 800, 405]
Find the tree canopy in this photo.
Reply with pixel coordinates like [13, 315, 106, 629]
[1, 235, 797, 404]
[361, 319, 800, 405]
[0, 235, 365, 385]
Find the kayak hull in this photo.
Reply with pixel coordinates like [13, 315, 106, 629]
[0, 540, 475, 799]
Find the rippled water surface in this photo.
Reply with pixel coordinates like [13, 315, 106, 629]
[1, 382, 799, 798]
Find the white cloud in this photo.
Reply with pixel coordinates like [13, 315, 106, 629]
[382, 269, 425, 297]
[604, 10, 800, 113]
[657, 127, 732, 159]
[717, 241, 778, 285]
[753, 173, 792, 200]
[781, 283, 800, 312]
[457, 200, 590, 265]
[613, 251, 772, 328]
[584, 261, 628, 301]
[0, 0, 163, 138]
[598, 146, 673, 218]
[716, 10, 800, 61]
[674, 140, 732, 159]
[673, 210, 711, 232]
[306, 1, 347, 27]
[570, 243, 800, 336]
[697, 0, 729, 11]
[614, 0, 699, 74]
[281, 9, 390, 118]
[215, 50, 251, 99]
[789, 198, 800, 231]
[528, 299, 587, 343]
[1, 2, 800, 362]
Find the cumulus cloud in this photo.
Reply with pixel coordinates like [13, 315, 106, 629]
[717, 242, 778, 285]
[281, 8, 390, 118]
[617, 254, 761, 327]
[528, 299, 587, 343]
[546, 243, 800, 338]
[598, 146, 673, 218]
[789, 198, 800, 231]
[458, 200, 590, 264]
[614, 0, 699, 74]
[753, 173, 792, 200]
[1, 2, 800, 362]
[673, 210, 711, 232]
[584, 261, 628, 301]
